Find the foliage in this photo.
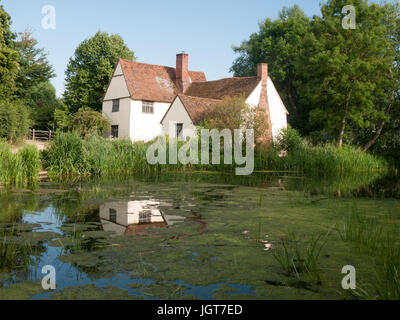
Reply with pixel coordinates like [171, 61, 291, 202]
[53, 101, 71, 131]
[69, 108, 110, 137]
[340, 208, 400, 300]
[0, 141, 41, 186]
[24, 81, 60, 130]
[0, 100, 31, 142]
[273, 231, 327, 282]
[231, 5, 310, 130]
[232, 1, 400, 153]
[275, 127, 303, 153]
[0, 4, 19, 99]
[200, 95, 270, 145]
[14, 29, 55, 96]
[257, 129, 387, 174]
[63, 31, 135, 113]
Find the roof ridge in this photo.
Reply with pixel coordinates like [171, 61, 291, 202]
[191, 76, 259, 84]
[119, 58, 204, 74]
[178, 94, 222, 102]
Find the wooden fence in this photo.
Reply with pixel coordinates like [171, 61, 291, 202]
[29, 129, 55, 141]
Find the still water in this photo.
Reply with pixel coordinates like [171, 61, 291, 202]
[0, 172, 399, 300]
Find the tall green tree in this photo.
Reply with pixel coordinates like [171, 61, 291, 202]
[24, 81, 61, 130]
[231, 5, 311, 131]
[297, 0, 397, 147]
[14, 29, 55, 96]
[0, 3, 19, 100]
[63, 31, 135, 113]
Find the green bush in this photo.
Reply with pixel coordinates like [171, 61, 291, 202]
[69, 108, 110, 138]
[0, 100, 31, 142]
[276, 127, 304, 153]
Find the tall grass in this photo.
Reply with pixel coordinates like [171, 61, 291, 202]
[43, 131, 388, 180]
[44, 133, 184, 179]
[256, 143, 387, 175]
[0, 141, 41, 186]
[273, 231, 327, 282]
[340, 209, 400, 300]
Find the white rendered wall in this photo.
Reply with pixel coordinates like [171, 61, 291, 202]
[161, 98, 196, 138]
[246, 78, 288, 141]
[130, 100, 170, 142]
[267, 77, 288, 140]
[102, 97, 131, 139]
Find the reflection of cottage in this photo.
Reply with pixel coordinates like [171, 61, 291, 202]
[99, 200, 184, 236]
[102, 53, 288, 142]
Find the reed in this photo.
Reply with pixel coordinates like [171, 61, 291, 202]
[273, 231, 327, 282]
[340, 209, 400, 300]
[0, 141, 41, 186]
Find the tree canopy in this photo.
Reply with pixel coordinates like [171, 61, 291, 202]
[232, 0, 400, 157]
[63, 31, 135, 113]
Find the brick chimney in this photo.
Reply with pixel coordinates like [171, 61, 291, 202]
[257, 63, 273, 148]
[176, 53, 191, 93]
[257, 63, 268, 82]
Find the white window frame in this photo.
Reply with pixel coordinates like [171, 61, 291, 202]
[142, 101, 154, 114]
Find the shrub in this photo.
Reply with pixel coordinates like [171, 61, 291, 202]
[0, 100, 31, 142]
[44, 132, 87, 177]
[276, 127, 303, 152]
[69, 108, 110, 138]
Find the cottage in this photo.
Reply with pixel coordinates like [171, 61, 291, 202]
[102, 53, 288, 142]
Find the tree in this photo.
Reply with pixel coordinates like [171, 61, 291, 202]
[231, 5, 311, 131]
[0, 3, 19, 100]
[25, 82, 61, 130]
[64, 31, 135, 113]
[200, 95, 270, 147]
[296, 0, 396, 147]
[14, 29, 55, 96]
[0, 100, 30, 142]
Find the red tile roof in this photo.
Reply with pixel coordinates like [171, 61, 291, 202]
[119, 59, 206, 103]
[185, 77, 260, 100]
[178, 95, 221, 124]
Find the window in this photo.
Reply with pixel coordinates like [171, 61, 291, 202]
[142, 101, 154, 114]
[109, 208, 117, 223]
[111, 125, 119, 138]
[112, 99, 120, 112]
[176, 123, 183, 138]
[139, 211, 152, 224]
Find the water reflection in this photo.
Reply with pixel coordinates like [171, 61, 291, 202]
[100, 200, 185, 236]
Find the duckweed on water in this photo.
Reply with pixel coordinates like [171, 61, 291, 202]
[0, 172, 398, 299]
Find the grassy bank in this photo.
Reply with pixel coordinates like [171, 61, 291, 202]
[0, 141, 41, 186]
[41, 131, 388, 180]
[257, 143, 387, 175]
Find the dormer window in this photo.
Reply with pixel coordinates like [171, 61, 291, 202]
[142, 101, 154, 114]
[112, 99, 120, 112]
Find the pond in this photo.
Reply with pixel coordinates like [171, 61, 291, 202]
[0, 171, 399, 300]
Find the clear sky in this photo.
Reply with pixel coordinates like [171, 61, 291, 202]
[0, 1, 334, 96]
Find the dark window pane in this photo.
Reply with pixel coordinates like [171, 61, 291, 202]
[109, 208, 117, 223]
[112, 99, 120, 112]
[139, 211, 152, 224]
[176, 123, 183, 138]
[111, 125, 119, 138]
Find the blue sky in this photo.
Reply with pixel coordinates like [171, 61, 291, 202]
[1, 1, 330, 96]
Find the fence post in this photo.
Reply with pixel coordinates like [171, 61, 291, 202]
[49, 130, 52, 141]
[32, 129, 35, 141]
